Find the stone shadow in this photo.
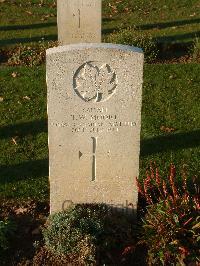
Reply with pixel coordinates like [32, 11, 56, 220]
[0, 120, 199, 182]
[155, 30, 200, 43]
[156, 42, 191, 61]
[138, 18, 200, 30]
[0, 119, 47, 139]
[102, 27, 119, 35]
[0, 22, 56, 31]
[0, 119, 48, 183]
[102, 17, 116, 23]
[141, 129, 200, 156]
[0, 159, 48, 185]
[0, 35, 57, 46]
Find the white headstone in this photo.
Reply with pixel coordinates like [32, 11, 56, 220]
[47, 43, 144, 214]
[57, 0, 101, 45]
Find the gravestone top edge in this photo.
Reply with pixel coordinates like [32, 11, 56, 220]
[46, 43, 143, 55]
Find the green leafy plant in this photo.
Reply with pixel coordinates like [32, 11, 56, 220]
[43, 204, 104, 264]
[43, 204, 135, 264]
[137, 164, 200, 265]
[190, 37, 200, 63]
[0, 219, 16, 253]
[106, 27, 158, 63]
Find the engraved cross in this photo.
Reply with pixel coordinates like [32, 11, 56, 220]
[78, 9, 81, 28]
[79, 137, 97, 181]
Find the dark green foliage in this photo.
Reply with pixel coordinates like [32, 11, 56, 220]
[106, 28, 158, 63]
[137, 164, 200, 265]
[0, 219, 16, 253]
[43, 204, 135, 264]
[43, 204, 105, 262]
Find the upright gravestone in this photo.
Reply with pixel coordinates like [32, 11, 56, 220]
[47, 43, 144, 214]
[57, 0, 101, 45]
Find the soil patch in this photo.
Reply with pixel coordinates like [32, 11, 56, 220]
[0, 200, 147, 265]
[0, 200, 49, 265]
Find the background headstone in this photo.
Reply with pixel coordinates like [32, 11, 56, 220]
[57, 0, 101, 45]
[47, 43, 144, 214]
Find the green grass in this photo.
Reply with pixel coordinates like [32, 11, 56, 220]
[0, 0, 57, 46]
[0, 66, 48, 200]
[103, 0, 200, 43]
[0, 64, 199, 200]
[0, 0, 199, 47]
[141, 63, 200, 178]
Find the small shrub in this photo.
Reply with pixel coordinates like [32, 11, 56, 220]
[7, 41, 58, 66]
[43, 204, 135, 264]
[190, 37, 200, 63]
[106, 27, 158, 63]
[43, 204, 104, 264]
[137, 164, 200, 265]
[0, 219, 16, 253]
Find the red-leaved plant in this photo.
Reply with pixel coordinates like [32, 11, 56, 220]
[136, 164, 200, 265]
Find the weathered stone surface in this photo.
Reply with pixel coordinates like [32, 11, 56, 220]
[47, 43, 144, 214]
[57, 0, 101, 45]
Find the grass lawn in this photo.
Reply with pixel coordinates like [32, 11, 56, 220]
[0, 0, 199, 47]
[0, 66, 48, 200]
[0, 63, 199, 201]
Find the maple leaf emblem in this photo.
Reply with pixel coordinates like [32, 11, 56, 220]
[74, 62, 117, 102]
